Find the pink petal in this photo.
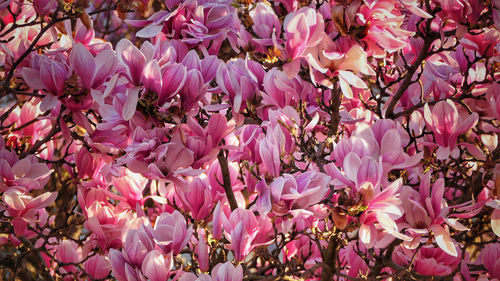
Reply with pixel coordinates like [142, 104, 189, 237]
[142, 250, 170, 281]
[136, 24, 163, 38]
[122, 87, 141, 121]
[69, 43, 96, 89]
[142, 60, 162, 95]
[429, 224, 458, 257]
[93, 50, 117, 88]
[338, 70, 367, 89]
[21, 68, 44, 89]
[25, 191, 58, 210]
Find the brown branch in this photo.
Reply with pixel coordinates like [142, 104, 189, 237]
[321, 234, 340, 281]
[218, 149, 238, 211]
[19, 236, 54, 281]
[328, 87, 342, 137]
[385, 33, 438, 119]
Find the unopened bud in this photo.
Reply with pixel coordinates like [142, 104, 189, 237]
[332, 207, 348, 230]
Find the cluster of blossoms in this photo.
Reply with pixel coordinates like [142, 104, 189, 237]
[0, 0, 500, 280]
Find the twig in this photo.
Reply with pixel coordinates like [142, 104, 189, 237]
[385, 32, 438, 118]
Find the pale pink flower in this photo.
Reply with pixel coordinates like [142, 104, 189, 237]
[1, 188, 57, 235]
[486, 200, 500, 237]
[142, 250, 173, 281]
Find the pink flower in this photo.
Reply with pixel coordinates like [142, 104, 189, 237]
[423, 100, 479, 159]
[112, 167, 147, 207]
[195, 228, 210, 272]
[76, 147, 106, 180]
[152, 210, 193, 255]
[0, 146, 51, 192]
[21, 54, 69, 96]
[284, 7, 324, 60]
[55, 240, 82, 277]
[221, 208, 266, 261]
[393, 245, 460, 276]
[176, 176, 219, 220]
[486, 200, 500, 237]
[249, 3, 281, 46]
[69, 43, 117, 89]
[211, 262, 243, 281]
[216, 58, 264, 113]
[185, 113, 233, 167]
[357, 1, 415, 57]
[116, 39, 149, 85]
[142, 250, 173, 281]
[84, 255, 111, 280]
[257, 171, 330, 216]
[479, 243, 500, 279]
[357, 179, 411, 248]
[2, 189, 58, 235]
[399, 173, 474, 257]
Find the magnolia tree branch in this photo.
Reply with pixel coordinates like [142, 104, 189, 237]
[321, 234, 340, 281]
[218, 149, 238, 211]
[385, 32, 438, 118]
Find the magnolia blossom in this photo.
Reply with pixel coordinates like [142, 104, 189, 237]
[256, 171, 330, 216]
[423, 100, 479, 159]
[151, 210, 193, 254]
